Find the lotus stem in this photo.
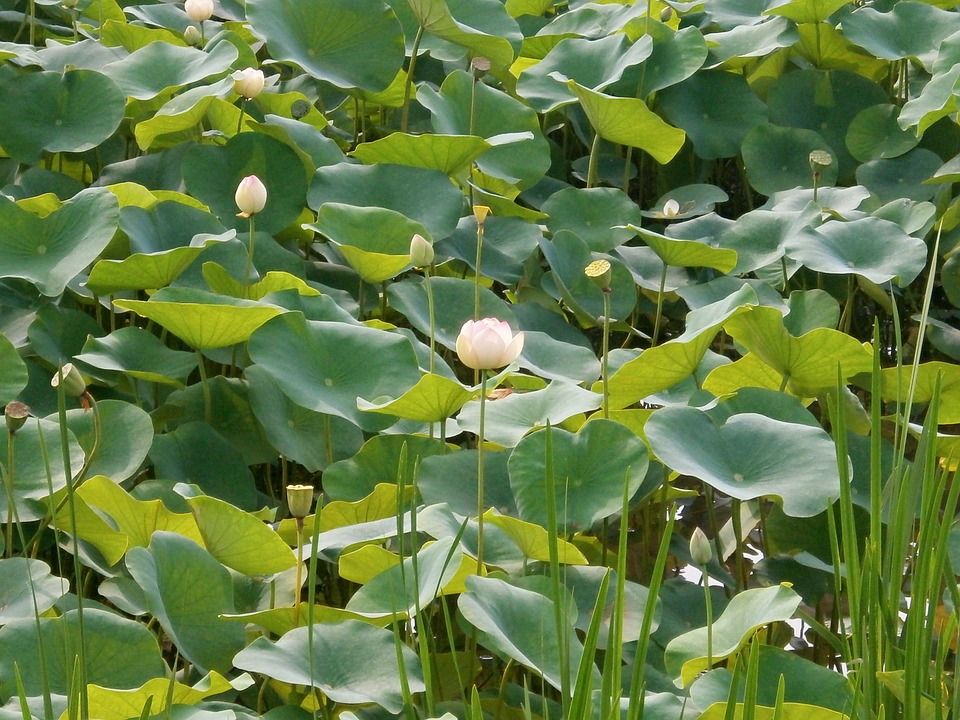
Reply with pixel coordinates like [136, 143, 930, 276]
[243, 214, 256, 296]
[601, 290, 611, 419]
[651, 263, 668, 347]
[400, 24, 425, 134]
[476, 370, 488, 574]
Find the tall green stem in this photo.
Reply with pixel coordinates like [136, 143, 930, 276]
[586, 132, 602, 189]
[473, 222, 485, 321]
[243, 214, 256, 294]
[400, 25, 425, 133]
[476, 371, 488, 573]
[236, 98, 246, 135]
[601, 291, 611, 419]
[701, 563, 714, 669]
[197, 350, 212, 425]
[651, 263, 668, 347]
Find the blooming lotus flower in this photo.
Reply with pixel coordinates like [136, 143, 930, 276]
[184, 0, 214, 22]
[233, 68, 265, 100]
[662, 198, 680, 217]
[456, 318, 524, 371]
[235, 175, 267, 217]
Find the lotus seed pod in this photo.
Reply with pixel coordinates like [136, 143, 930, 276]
[286, 484, 314, 519]
[4, 401, 29, 435]
[51, 364, 87, 398]
[584, 259, 612, 292]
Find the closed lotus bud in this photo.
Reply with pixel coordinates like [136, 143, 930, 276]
[51, 364, 86, 398]
[4, 401, 29, 435]
[183, 25, 201, 45]
[287, 484, 314, 520]
[662, 198, 680, 217]
[660, 5, 673, 22]
[184, 0, 214, 22]
[409, 233, 434, 268]
[584, 259, 612, 292]
[473, 205, 491, 226]
[233, 68, 265, 100]
[456, 318, 524, 371]
[235, 175, 267, 217]
[690, 527, 713, 566]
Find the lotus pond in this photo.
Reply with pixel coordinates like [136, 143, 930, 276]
[1, 0, 960, 719]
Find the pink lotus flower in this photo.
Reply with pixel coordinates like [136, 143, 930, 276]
[456, 318, 524, 371]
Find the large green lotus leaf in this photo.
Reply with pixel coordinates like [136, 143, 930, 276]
[703, 17, 798, 68]
[568, 81, 685, 165]
[358, 373, 478, 423]
[763, 0, 849, 23]
[246, 0, 403, 92]
[459, 575, 599, 692]
[542, 187, 643, 252]
[126, 532, 245, 674]
[58, 400, 153, 483]
[86, 246, 212, 295]
[418, 450, 516, 519]
[559, 566, 653, 649]
[149, 422, 258, 510]
[483, 510, 587, 565]
[202, 264, 320, 302]
[101, 41, 236, 100]
[67, 474, 202, 559]
[697, 703, 849, 720]
[305, 203, 424, 284]
[309, 163, 464, 241]
[0, 558, 64, 624]
[387, 275, 515, 349]
[246, 365, 363, 473]
[0, 331, 27, 405]
[115, 287, 283, 349]
[323, 434, 450, 502]
[419, 70, 551, 189]
[0, 188, 119, 297]
[133, 78, 234, 151]
[27, 304, 104, 369]
[842, 2, 960, 65]
[784, 216, 926, 286]
[0, 608, 165, 698]
[0, 417, 85, 522]
[514, 336, 601, 385]
[539, 231, 637, 321]
[664, 584, 800, 687]
[622, 223, 737, 272]
[690, 645, 854, 714]
[234, 621, 424, 713]
[75, 327, 197, 388]
[846, 104, 920, 162]
[622, 22, 708, 96]
[186, 495, 296, 577]
[535, 0, 648, 37]
[767, 69, 888, 180]
[855, 149, 942, 203]
[659, 70, 767, 160]
[899, 64, 960, 135]
[437, 214, 543, 284]
[741, 124, 838, 196]
[181, 132, 309, 235]
[516, 34, 652, 113]
[604, 286, 755, 408]
[248, 314, 420, 432]
[345, 537, 462, 616]
[645, 406, 842, 517]
[352, 133, 491, 176]
[120, 200, 228, 254]
[646, 185, 730, 221]
[0, 41, 41, 65]
[701, 353, 785, 396]
[880, 362, 960, 424]
[0, 69, 125, 163]
[720, 305, 873, 396]
[508, 420, 650, 533]
[84, 672, 237, 720]
[457, 381, 601, 448]
[408, 0, 521, 69]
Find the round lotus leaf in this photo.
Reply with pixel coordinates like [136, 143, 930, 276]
[644, 185, 729, 220]
[0, 608, 165, 698]
[715, 204, 820, 274]
[516, 33, 653, 112]
[126, 532, 246, 674]
[0, 69, 125, 163]
[181, 132, 309, 234]
[766, 69, 888, 181]
[0, 331, 27, 405]
[407, 0, 521, 70]
[784, 216, 927, 286]
[855, 148, 942, 203]
[351, 133, 491, 176]
[101, 40, 237, 100]
[763, 0, 850, 24]
[247, 313, 421, 432]
[61, 400, 154, 483]
[508, 420, 650, 533]
[309, 162, 464, 241]
[234, 621, 423, 713]
[245, 0, 403, 93]
[418, 449, 515, 517]
[0, 187, 120, 297]
[419, 69, 551, 189]
[741, 124, 838, 196]
[437, 214, 542, 284]
[75, 326, 198, 388]
[645, 406, 841, 517]
[842, 1, 960, 65]
[659, 70, 767, 160]
[704, 17, 799, 68]
[622, 23, 708, 97]
[846, 104, 920, 162]
[543, 187, 643, 252]
[0, 558, 64, 624]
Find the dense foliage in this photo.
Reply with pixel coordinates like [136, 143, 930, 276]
[0, 1, 959, 719]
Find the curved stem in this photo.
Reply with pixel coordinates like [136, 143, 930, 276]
[586, 132, 602, 189]
[236, 98, 247, 136]
[476, 370, 488, 574]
